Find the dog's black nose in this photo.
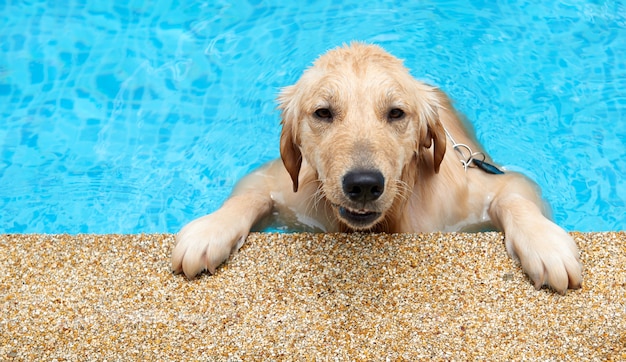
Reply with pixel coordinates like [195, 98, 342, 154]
[342, 170, 385, 202]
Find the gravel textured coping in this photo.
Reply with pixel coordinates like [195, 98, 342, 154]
[1, 232, 625, 360]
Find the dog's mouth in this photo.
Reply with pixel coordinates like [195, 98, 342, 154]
[334, 205, 382, 229]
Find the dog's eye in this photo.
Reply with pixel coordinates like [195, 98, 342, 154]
[388, 108, 405, 121]
[314, 108, 333, 121]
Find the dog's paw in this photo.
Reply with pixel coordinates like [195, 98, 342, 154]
[171, 213, 248, 279]
[505, 219, 582, 294]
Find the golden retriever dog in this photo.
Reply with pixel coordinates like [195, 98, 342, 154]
[172, 43, 582, 294]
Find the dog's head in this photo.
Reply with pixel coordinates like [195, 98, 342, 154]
[278, 43, 446, 230]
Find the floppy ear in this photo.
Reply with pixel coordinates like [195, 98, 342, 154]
[278, 86, 302, 192]
[426, 117, 446, 173]
[279, 123, 302, 192]
[416, 85, 447, 173]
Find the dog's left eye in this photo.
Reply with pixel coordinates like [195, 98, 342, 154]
[388, 108, 405, 121]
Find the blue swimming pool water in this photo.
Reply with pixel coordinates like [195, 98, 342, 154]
[1, 0, 625, 233]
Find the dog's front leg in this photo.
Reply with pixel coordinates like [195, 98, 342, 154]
[487, 174, 582, 294]
[171, 175, 273, 279]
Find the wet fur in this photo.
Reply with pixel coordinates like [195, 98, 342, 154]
[172, 43, 582, 294]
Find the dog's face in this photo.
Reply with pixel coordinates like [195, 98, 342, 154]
[279, 43, 446, 230]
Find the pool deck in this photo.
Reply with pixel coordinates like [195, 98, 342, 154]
[1, 232, 624, 360]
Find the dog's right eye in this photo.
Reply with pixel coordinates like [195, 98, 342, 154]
[388, 108, 406, 121]
[314, 108, 333, 121]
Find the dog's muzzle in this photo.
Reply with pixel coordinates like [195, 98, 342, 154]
[336, 169, 385, 228]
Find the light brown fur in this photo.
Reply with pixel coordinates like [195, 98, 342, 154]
[172, 43, 582, 294]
